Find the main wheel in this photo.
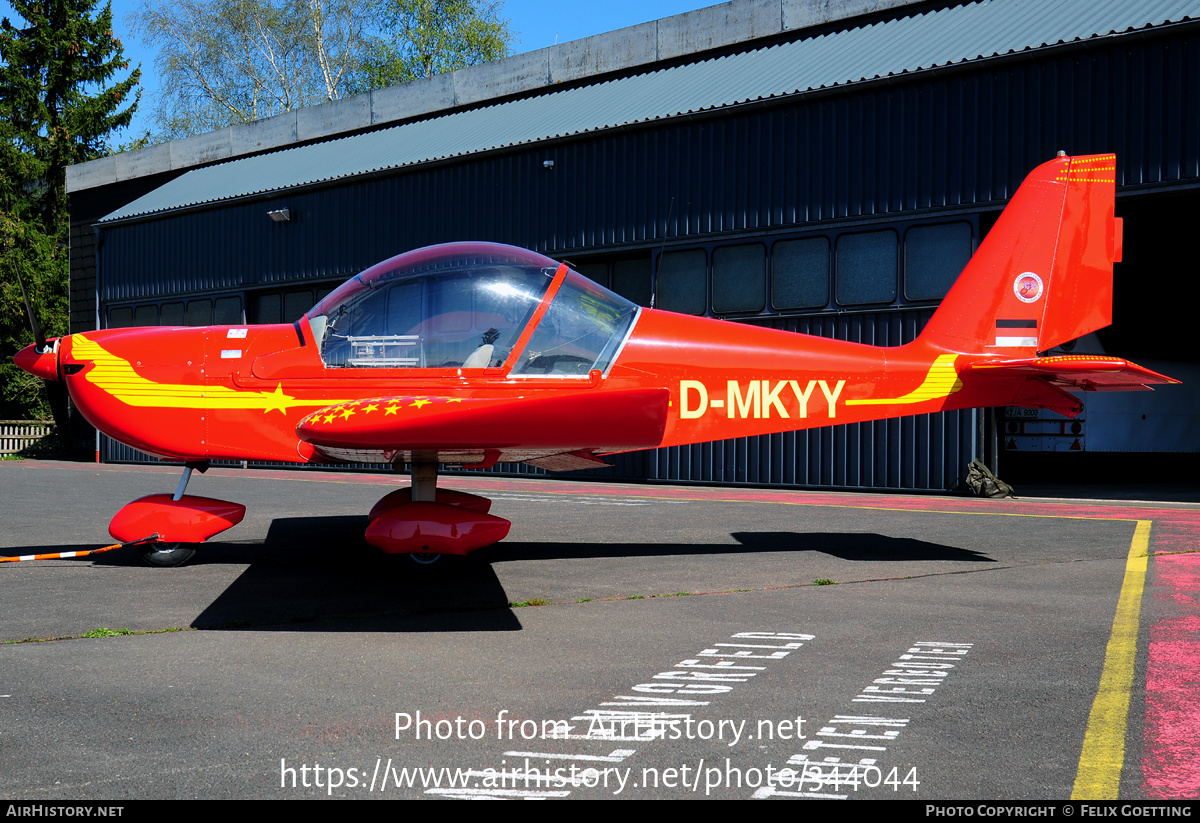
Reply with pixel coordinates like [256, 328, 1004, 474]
[138, 542, 197, 568]
[407, 552, 443, 567]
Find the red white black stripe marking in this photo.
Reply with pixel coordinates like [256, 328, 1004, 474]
[994, 318, 1037, 348]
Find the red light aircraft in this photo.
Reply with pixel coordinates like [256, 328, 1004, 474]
[14, 153, 1177, 566]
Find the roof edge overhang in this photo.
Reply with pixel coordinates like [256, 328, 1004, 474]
[94, 0, 1200, 224]
[68, 0, 935, 195]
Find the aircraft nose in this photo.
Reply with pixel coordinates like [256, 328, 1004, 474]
[14, 341, 60, 382]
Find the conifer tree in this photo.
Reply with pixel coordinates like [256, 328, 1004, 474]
[0, 0, 139, 422]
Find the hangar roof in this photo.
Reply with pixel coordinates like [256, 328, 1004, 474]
[101, 0, 1200, 223]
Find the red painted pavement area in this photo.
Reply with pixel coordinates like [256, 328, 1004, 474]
[1145, 552, 1200, 799]
[13, 456, 1200, 531]
[14, 458, 1200, 516]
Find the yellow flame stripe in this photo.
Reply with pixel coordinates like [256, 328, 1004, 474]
[72, 334, 337, 413]
[845, 354, 962, 406]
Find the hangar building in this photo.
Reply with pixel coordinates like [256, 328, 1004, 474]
[67, 0, 1200, 491]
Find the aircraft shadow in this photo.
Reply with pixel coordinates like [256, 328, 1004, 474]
[187, 526, 987, 632]
[734, 531, 995, 562]
[480, 531, 993, 564]
[4, 522, 988, 633]
[68, 515, 518, 633]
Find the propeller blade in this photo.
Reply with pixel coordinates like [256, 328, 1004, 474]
[11, 259, 47, 351]
[9, 257, 70, 450]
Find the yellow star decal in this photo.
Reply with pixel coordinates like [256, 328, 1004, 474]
[323, 413, 337, 424]
[384, 405, 399, 415]
[411, 398, 431, 409]
[261, 383, 294, 414]
[364, 403, 379, 414]
[340, 407, 356, 420]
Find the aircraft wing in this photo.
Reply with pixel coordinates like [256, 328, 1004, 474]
[296, 388, 670, 468]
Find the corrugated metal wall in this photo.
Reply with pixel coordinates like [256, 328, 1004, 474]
[96, 28, 1198, 490]
[99, 30, 1200, 301]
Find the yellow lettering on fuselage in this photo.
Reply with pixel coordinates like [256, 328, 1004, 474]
[680, 379, 845, 420]
[819, 379, 846, 418]
[727, 380, 761, 418]
[789, 379, 816, 417]
[680, 380, 708, 419]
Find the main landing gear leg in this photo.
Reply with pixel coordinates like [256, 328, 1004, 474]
[365, 456, 512, 566]
[406, 457, 441, 566]
[410, 458, 438, 503]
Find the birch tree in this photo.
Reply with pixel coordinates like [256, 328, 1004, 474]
[130, 0, 512, 141]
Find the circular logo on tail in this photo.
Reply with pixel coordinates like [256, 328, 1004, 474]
[1014, 272, 1044, 303]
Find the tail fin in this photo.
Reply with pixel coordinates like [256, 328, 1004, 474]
[919, 153, 1177, 416]
[919, 153, 1122, 355]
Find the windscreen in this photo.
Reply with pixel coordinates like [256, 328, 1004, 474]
[510, 272, 639, 377]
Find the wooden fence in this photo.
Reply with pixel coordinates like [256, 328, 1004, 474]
[0, 420, 54, 455]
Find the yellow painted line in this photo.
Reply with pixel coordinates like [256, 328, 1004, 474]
[1072, 519, 1152, 799]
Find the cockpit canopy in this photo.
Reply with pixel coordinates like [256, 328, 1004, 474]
[306, 242, 639, 376]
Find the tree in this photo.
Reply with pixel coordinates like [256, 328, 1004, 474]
[359, 0, 511, 88]
[0, 0, 140, 422]
[0, 215, 64, 421]
[1, 0, 140, 233]
[130, 0, 512, 141]
[130, 0, 369, 139]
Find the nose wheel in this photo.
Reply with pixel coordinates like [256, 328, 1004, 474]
[138, 542, 197, 568]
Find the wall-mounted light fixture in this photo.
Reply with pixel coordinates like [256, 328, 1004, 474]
[542, 160, 555, 170]
[267, 208, 291, 222]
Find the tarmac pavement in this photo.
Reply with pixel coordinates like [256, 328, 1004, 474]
[1, 459, 1197, 800]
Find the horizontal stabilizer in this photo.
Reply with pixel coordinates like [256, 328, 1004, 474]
[965, 355, 1179, 391]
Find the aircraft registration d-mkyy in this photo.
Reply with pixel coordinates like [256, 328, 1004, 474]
[14, 153, 1178, 566]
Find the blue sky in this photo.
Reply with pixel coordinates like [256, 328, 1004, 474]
[0, 0, 718, 141]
